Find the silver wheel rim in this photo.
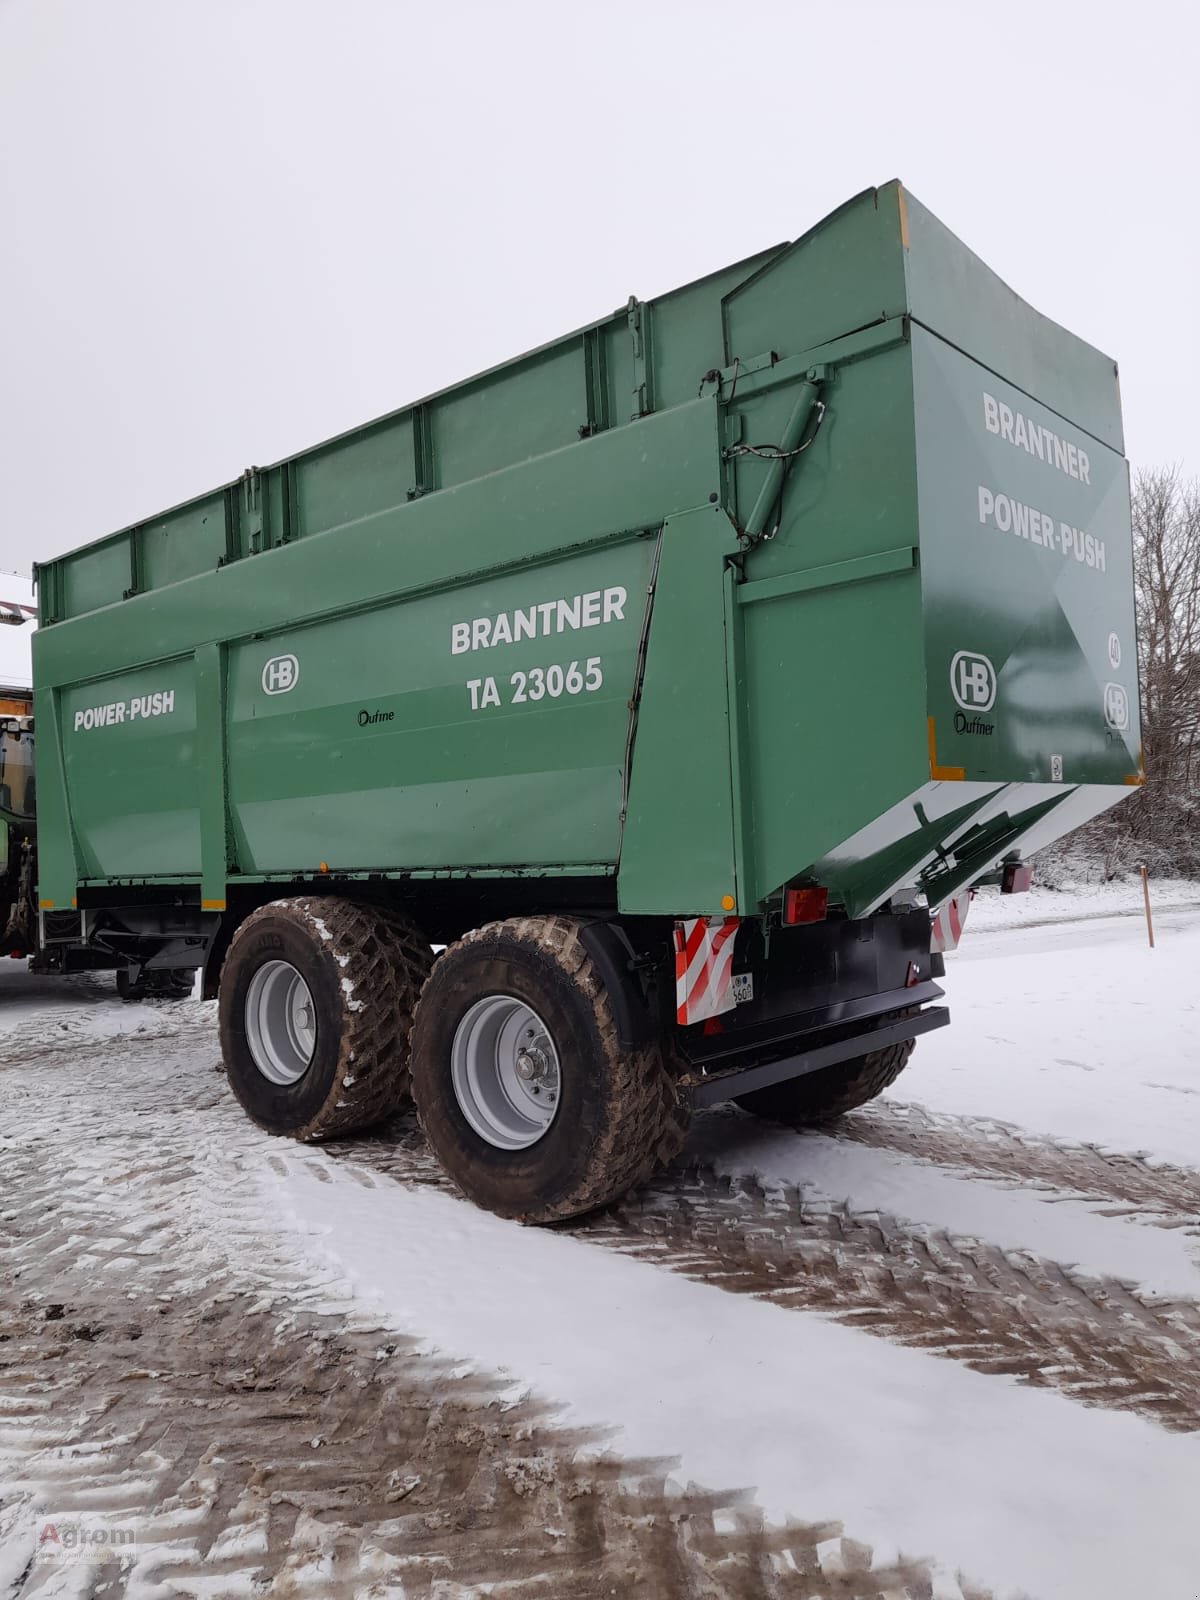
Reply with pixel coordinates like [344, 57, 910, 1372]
[451, 994, 561, 1150]
[245, 960, 317, 1085]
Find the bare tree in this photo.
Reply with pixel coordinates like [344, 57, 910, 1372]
[1135, 469, 1200, 779]
[1038, 468, 1200, 881]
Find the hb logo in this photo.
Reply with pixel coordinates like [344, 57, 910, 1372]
[261, 654, 300, 695]
[950, 651, 997, 713]
[1103, 682, 1129, 731]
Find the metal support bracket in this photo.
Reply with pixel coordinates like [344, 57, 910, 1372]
[627, 296, 654, 418]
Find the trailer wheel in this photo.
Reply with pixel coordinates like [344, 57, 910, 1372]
[410, 916, 688, 1223]
[734, 1038, 915, 1127]
[218, 898, 432, 1140]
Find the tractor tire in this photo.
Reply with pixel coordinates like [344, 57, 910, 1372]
[734, 1038, 915, 1127]
[218, 897, 432, 1141]
[410, 915, 688, 1223]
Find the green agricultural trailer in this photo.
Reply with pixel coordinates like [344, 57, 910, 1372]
[19, 182, 1140, 1220]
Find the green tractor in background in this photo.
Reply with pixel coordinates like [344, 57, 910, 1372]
[0, 677, 36, 959]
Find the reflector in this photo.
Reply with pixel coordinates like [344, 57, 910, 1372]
[783, 887, 828, 925]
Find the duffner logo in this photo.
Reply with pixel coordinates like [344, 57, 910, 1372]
[950, 651, 997, 713]
[1103, 682, 1130, 731]
[262, 654, 300, 695]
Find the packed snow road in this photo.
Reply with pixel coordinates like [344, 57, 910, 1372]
[2, 891, 1199, 1599]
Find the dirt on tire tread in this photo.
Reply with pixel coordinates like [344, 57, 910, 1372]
[230, 897, 432, 1141]
[413, 915, 689, 1222]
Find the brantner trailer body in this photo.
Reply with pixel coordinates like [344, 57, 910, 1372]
[18, 182, 1140, 1219]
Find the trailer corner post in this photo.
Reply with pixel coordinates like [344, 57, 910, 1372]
[29, 685, 81, 909]
[617, 503, 742, 918]
[195, 643, 230, 911]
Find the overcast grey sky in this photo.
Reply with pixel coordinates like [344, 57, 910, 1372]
[1, 0, 1197, 658]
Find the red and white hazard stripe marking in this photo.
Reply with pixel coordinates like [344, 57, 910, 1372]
[931, 891, 971, 954]
[674, 916, 740, 1026]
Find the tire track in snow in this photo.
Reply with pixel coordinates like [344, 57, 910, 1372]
[5, 987, 1200, 1591]
[842, 1099, 1200, 1221]
[51, 1019, 1192, 1439]
[0, 1038, 986, 1600]
[574, 1159, 1200, 1433]
[331, 1113, 1200, 1434]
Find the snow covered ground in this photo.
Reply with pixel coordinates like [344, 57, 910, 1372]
[924, 881, 1200, 1168]
[966, 874, 1200, 933]
[1, 898, 1199, 1598]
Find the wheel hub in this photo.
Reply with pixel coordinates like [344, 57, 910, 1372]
[244, 960, 318, 1086]
[515, 1046, 550, 1082]
[451, 996, 561, 1150]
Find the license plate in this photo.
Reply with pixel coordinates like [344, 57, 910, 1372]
[731, 973, 753, 1005]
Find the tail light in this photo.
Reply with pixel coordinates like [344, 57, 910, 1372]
[783, 886, 828, 925]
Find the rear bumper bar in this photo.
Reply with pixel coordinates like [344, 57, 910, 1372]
[688, 1005, 950, 1108]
